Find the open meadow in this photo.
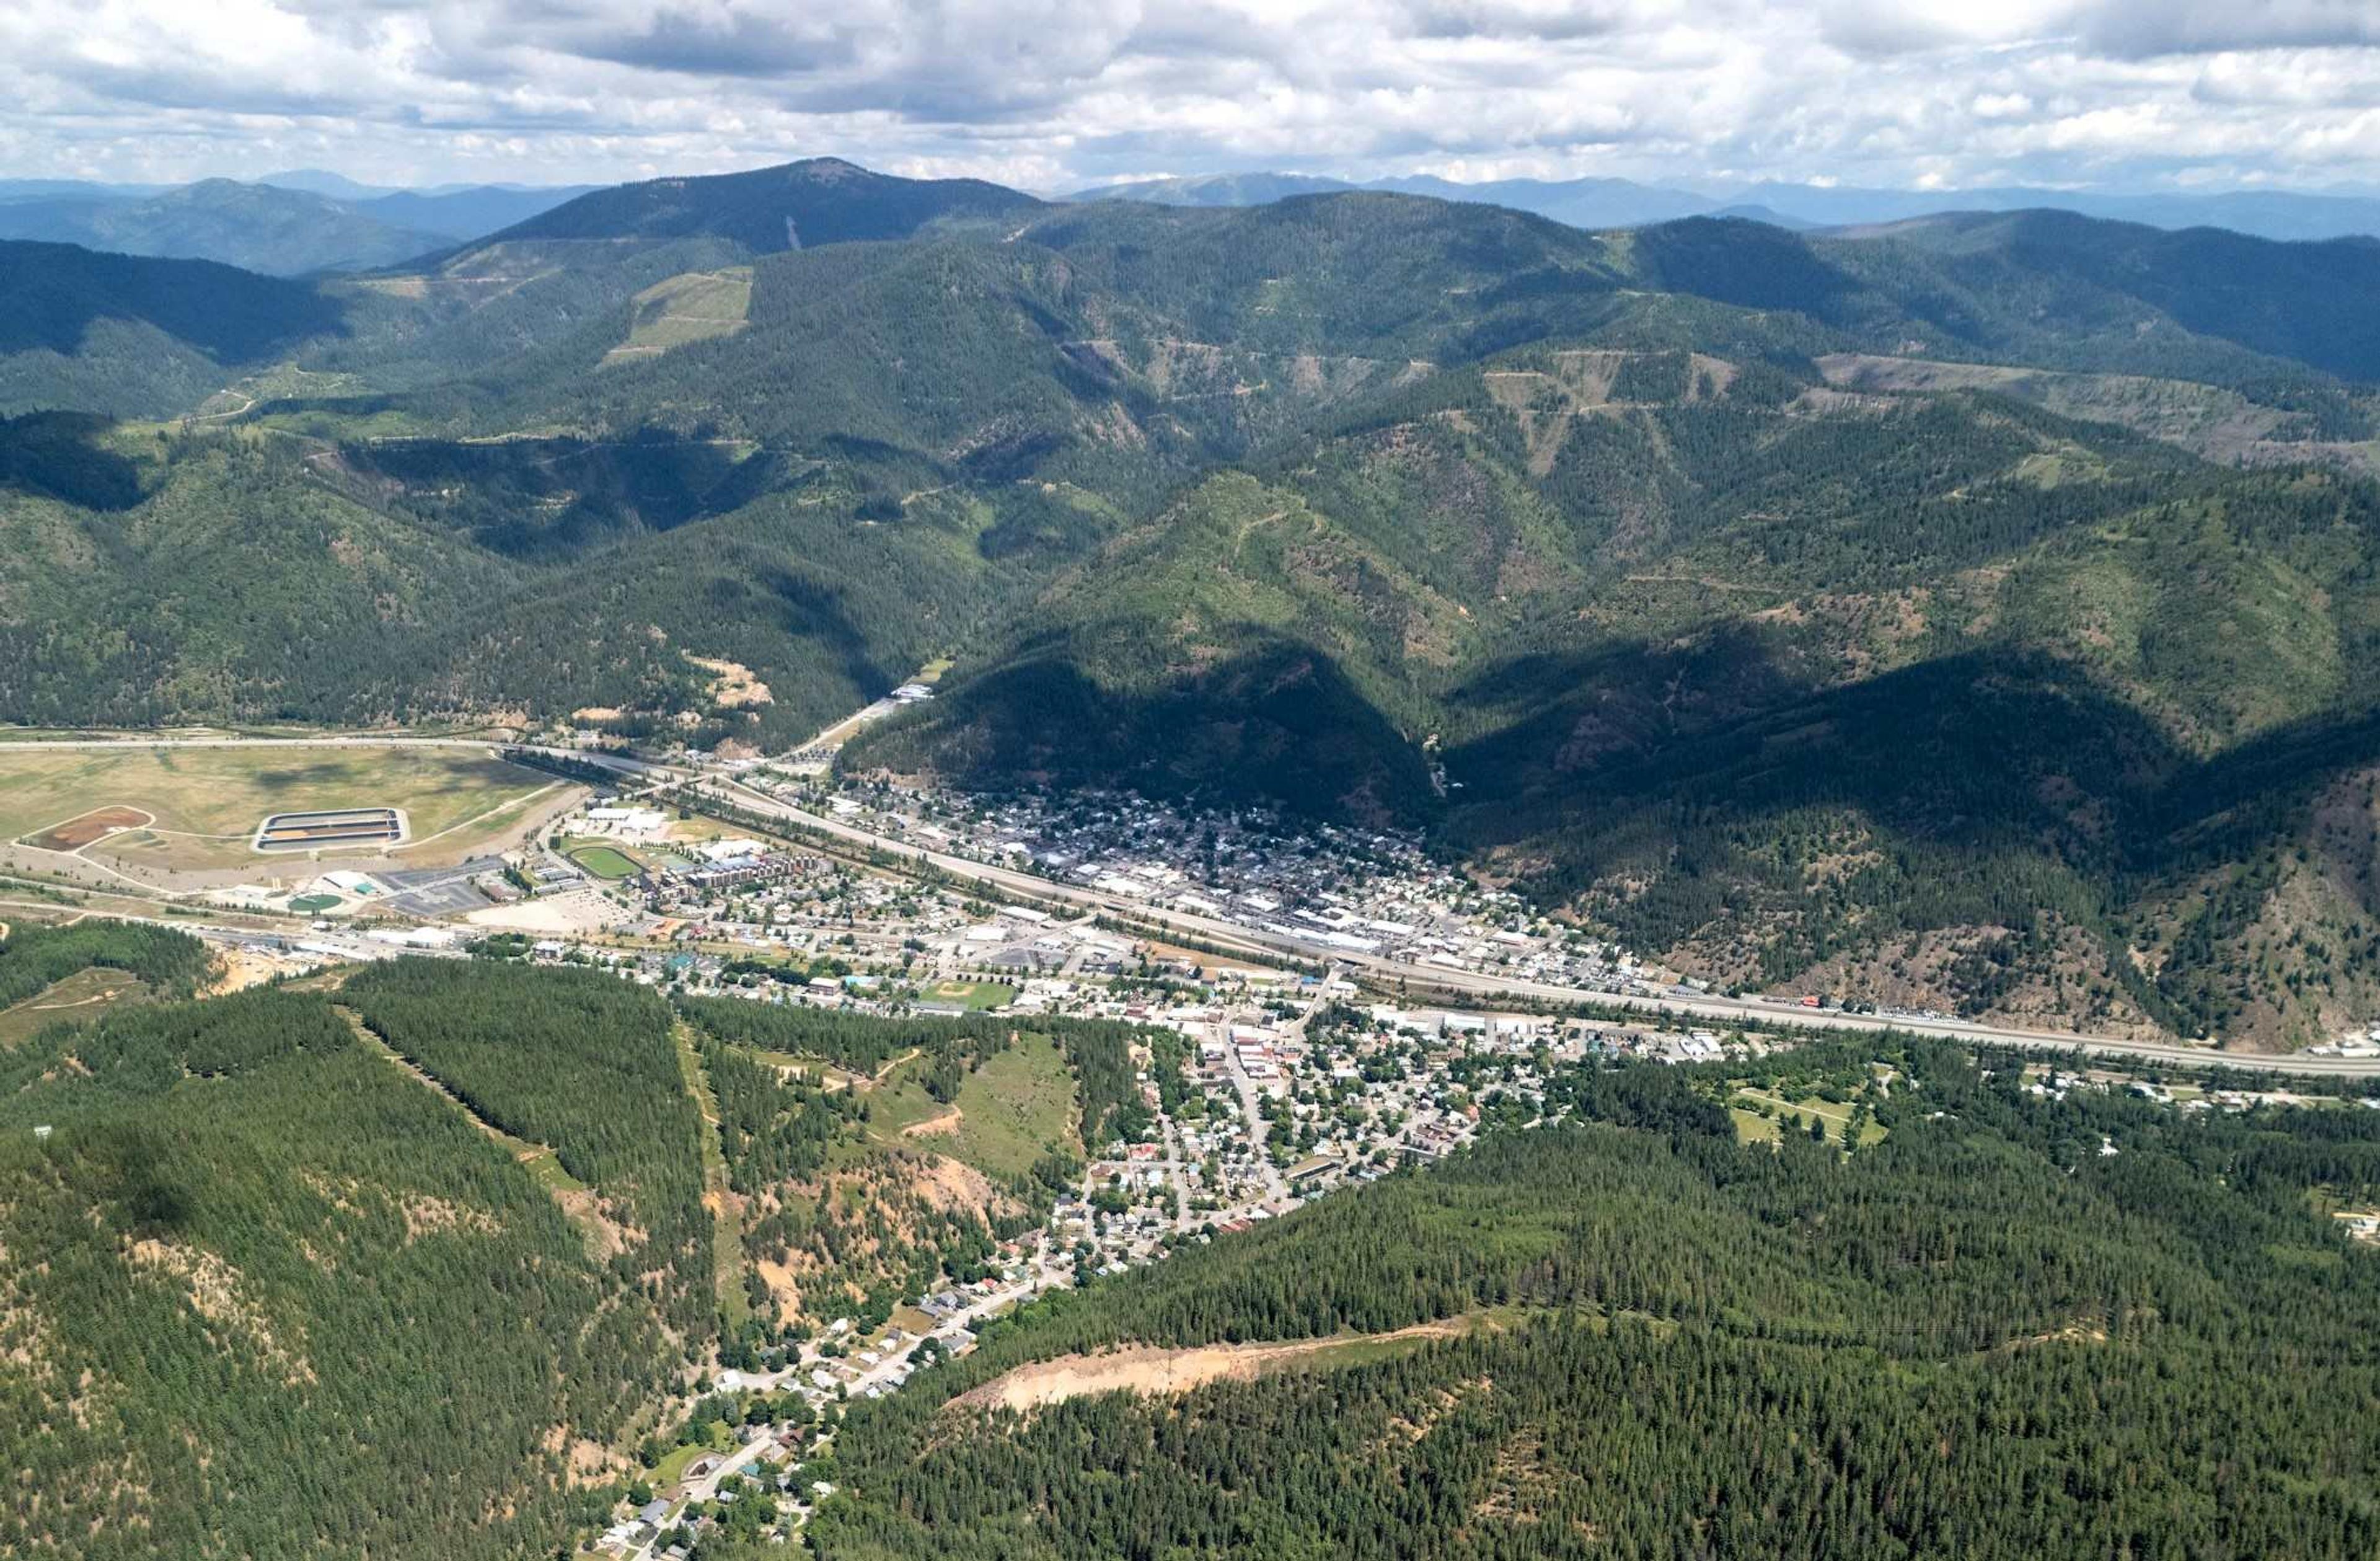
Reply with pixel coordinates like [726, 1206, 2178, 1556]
[0, 745, 570, 874]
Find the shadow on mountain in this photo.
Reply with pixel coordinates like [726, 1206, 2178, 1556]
[858, 638, 1440, 826]
[1443, 631, 2380, 953]
[1631, 218, 1865, 319]
[0, 241, 346, 361]
[1442, 646, 2189, 889]
[0, 412, 146, 511]
[335, 432, 795, 559]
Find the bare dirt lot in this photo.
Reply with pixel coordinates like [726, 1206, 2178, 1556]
[20, 805, 152, 852]
[955, 1320, 1475, 1413]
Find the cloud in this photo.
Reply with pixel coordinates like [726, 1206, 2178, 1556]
[2073, 0, 2380, 59]
[0, 0, 2372, 197]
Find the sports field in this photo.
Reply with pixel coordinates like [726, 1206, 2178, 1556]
[565, 843, 646, 880]
[0, 745, 570, 873]
[925, 978, 1016, 1010]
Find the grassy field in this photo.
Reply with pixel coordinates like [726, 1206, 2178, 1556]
[924, 978, 1016, 1010]
[566, 842, 646, 881]
[1729, 1107, 1783, 1145]
[0, 745, 565, 872]
[842, 1038, 1081, 1181]
[0, 966, 152, 1046]
[601, 267, 753, 367]
[650, 1427, 733, 1491]
[940, 1037, 1082, 1180]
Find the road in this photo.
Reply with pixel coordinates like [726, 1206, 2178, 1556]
[18, 730, 2379, 1079]
[1216, 1044, 1290, 1209]
[701, 780, 2380, 1081]
[0, 734, 684, 784]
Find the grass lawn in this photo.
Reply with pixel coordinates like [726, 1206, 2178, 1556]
[0, 968, 152, 1047]
[1734, 1087, 1887, 1148]
[650, 1426, 733, 1490]
[1729, 1107, 1783, 1145]
[0, 745, 565, 872]
[567, 843, 646, 881]
[842, 1037, 1078, 1177]
[849, 1078, 957, 1159]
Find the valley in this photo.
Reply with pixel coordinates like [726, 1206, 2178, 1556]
[10, 150, 2380, 1560]
[17, 168, 2380, 1045]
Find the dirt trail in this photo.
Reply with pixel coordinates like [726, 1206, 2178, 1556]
[956, 1319, 1476, 1412]
[901, 1105, 963, 1138]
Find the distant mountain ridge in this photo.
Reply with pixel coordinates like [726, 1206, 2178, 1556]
[1069, 169, 2380, 242]
[0, 175, 590, 275]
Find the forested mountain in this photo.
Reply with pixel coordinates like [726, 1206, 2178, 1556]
[0, 241, 346, 417]
[0, 951, 1170, 1555]
[805, 1041, 2380, 1560]
[1070, 171, 1358, 206]
[469, 156, 1044, 255]
[12, 167, 2380, 1037]
[342, 183, 595, 239]
[0, 179, 450, 275]
[0, 959, 712, 1559]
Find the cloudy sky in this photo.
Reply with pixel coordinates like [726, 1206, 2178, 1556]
[4, 0, 2378, 193]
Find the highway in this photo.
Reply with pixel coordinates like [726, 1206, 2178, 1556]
[701, 780, 2380, 1081]
[17, 728, 2378, 1079]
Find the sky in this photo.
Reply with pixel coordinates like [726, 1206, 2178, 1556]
[3, 0, 2378, 195]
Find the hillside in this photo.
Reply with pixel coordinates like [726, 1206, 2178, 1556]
[806, 1043, 2380, 1559]
[0, 241, 346, 418]
[1070, 167, 2380, 242]
[0, 960, 713, 1560]
[855, 323, 2380, 1045]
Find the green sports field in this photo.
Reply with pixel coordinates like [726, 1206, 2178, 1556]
[566, 844, 646, 880]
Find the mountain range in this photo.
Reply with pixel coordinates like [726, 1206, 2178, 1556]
[9, 157, 2380, 1045]
[1070, 170, 2380, 242]
[0, 175, 593, 275]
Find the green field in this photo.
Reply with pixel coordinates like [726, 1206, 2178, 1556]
[0, 745, 567, 873]
[566, 843, 646, 880]
[925, 979, 1016, 1010]
[844, 1037, 1081, 1180]
[601, 267, 753, 367]
[650, 1427, 733, 1490]
[289, 893, 343, 913]
[939, 1037, 1083, 1180]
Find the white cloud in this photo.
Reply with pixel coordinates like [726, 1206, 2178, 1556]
[0, 0, 2373, 195]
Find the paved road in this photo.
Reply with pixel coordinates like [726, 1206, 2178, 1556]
[703, 781, 2380, 1081]
[20, 733, 2376, 1079]
[1, 735, 683, 784]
